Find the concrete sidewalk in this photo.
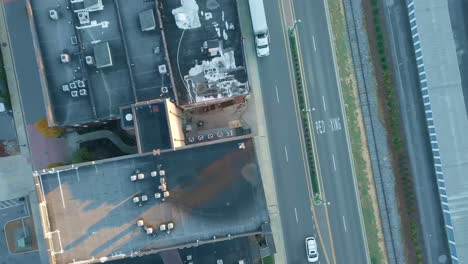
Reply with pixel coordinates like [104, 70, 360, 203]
[237, 0, 287, 263]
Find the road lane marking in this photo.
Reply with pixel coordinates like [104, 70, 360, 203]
[289, 14, 335, 263]
[57, 172, 66, 209]
[277, 0, 334, 262]
[332, 154, 336, 171]
[322, 96, 327, 111]
[342, 216, 347, 232]
[313, 35, 317, 51]
[294, 208, 299, 223]
[275, 84, 280, 103]
[284, 146, 289, 162]
[323, 0, 371, 259]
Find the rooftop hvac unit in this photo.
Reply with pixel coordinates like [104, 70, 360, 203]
[79, 89, 87, 96]
[136, 219, 144, 227]
[161, 86, 168, 93]
[85, 56, 94, 65]
[49, 9, 59, 20]
[69, 82, 77, 89]
[77, 80, 85, 88]
[158, 64, 167, 74]
[77, 11, 90, 25]
[62, 84, 70, 92]
[145, 227, 153, 235]
[167, 222, 174, 230]
[188, 137, 195, 143]
[159, 182, 167, 192]
[71, 90, 79, 97]
[60, 53, 70, 63]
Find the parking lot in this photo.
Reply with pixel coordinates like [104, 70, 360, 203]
[0, 196, 40, 264]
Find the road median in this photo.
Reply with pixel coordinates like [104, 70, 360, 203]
[288, 30, 321, 203]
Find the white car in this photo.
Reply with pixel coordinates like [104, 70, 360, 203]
[306, 236, 319, 262]
[255, 35, 270, 57]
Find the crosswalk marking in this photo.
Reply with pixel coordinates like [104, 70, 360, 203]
[0, 199, 22, 210]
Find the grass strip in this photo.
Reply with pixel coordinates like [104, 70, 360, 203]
[262, 255, 275, 264]
[288, 31, 320, 200]
[365, 0, 424, 262]
[327, 0, 386, 263]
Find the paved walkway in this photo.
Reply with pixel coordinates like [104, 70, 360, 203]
[27, 125, 71, 170]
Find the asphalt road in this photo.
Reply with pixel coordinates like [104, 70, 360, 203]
[255, 1, 318, 262]
[253, 0, 370, 263]
[291, 0, 369, 263]
[383, 0, 451, 262]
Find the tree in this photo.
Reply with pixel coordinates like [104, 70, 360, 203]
[72, 148, 95, 164]
[34, 118, 64, 138]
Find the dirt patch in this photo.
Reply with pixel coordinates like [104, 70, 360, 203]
[5, 216, 38, 254]
[350, 56, 387, 264]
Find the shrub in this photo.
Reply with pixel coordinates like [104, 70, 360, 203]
[46, 162, 67, 169]
[34, 117, 64, 138]
[72, 147, 95, 164]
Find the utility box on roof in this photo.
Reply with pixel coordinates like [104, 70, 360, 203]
[139, 9, 156, 31]
[93, 41, 113, 69]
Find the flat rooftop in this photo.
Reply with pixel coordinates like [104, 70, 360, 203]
[29, 0, 173, 126]
[407, 0, 467, 262]
[104, 236, 259, 263]
[36, 137, 268, 264]
[134, 101, 171, 153]
[160, 0, 249, 105]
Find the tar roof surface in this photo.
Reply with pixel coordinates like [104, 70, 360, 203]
[38, 138, 268, 264]
[160, 0, 248, 105]
[30, 0, 173, 126]
[106, 236, 258, 264]
[134, 101, 171, 153]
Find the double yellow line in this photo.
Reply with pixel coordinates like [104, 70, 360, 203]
[274, 0, 337, 263]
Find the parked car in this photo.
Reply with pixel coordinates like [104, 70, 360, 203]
[306, 236, 319, 262]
